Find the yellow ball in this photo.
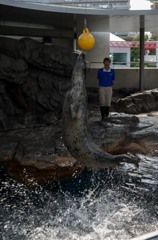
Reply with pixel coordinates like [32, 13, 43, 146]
[78, 28, 95, 51]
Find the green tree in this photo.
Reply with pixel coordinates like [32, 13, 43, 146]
[151, 35, 158, 41]
[131, 48, 140, 67]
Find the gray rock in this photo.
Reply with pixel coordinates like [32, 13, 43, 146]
[0, 37, 78, 129]
[116, 89, 158, 114]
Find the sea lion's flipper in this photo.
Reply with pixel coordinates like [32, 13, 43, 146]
[70, 103, 84, 120]
[70, 103, 80, 119]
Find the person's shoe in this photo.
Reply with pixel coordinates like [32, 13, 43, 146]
[100, 106, 105, 120]
[105, 107, 110, 117]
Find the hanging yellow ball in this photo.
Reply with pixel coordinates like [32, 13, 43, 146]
[78, 28, 95, 51]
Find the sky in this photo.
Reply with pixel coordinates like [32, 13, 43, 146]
[130, 0, 151, 10]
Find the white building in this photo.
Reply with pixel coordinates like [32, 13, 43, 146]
[110, 33, 131, 67]
[148, 0, 158, 9]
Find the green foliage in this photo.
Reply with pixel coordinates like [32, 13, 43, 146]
[131, 48, 140, 65]
[151, 35, 158, 41]
[144, 62, 156, 67]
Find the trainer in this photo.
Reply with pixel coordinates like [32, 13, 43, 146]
[97, 57, 115, 120]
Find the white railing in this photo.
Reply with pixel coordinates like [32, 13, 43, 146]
[87, 61, 158, 69]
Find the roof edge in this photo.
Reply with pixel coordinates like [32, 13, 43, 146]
[1, 0, 158, 16]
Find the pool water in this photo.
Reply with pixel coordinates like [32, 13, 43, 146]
[0, 157, 158, 240]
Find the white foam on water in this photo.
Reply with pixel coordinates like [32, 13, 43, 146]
[26, 188, 158, 240]
[1, 166, 158, 240]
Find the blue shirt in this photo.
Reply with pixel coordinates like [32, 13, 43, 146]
[97, 68, 115, 87]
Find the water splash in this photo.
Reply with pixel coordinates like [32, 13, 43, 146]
[0, 167, 158, 240]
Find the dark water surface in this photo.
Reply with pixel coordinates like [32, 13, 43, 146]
[0, 156, 158, 240]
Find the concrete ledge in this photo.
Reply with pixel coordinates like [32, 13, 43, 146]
[86, 68, 158, 90]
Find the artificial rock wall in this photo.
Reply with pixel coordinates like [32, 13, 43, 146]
[0, 37, 78, 129]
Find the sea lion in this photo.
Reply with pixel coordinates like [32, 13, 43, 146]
[62, 53, 137, 168]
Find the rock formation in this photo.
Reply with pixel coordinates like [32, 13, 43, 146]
[0, 37, 77, 129]
[116, 88, 158, 114]
[0, 37, 158, 183]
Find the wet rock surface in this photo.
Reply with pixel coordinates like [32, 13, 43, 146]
[0, 37, 158, 183]
[0, 110, 158, 183]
